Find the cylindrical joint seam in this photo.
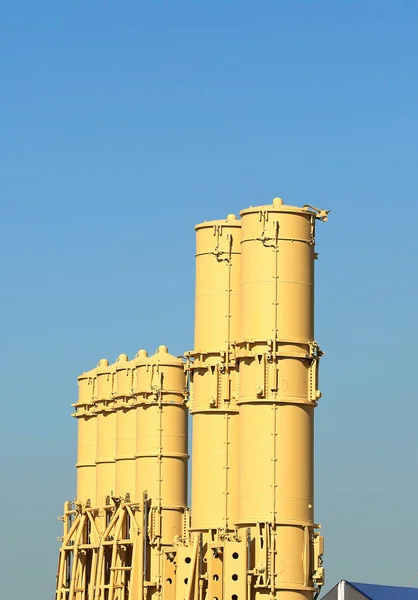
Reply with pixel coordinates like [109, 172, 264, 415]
[134, 452, 189, 459]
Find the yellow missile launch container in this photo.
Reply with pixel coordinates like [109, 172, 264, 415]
[74, 365, 98, 505]
[54, 195, 327, 600]
[188, 214, 241, 533]
[114, 353, 136, 498]
[95, 357, 117, 512]
[193, 214, 241, 351]
[134, 345, 188, 598]
[236, 198, 326, 599]
[135, 345, 188, 544]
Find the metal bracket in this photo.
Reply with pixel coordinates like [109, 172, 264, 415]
[303, 205, 330, 222]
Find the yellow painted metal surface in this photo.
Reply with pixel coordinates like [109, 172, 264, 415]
[74, 365, 98, 505]
[55, 196, 327, 600]
[134, 345, 188, 597]
[188, 214, 241, 533]
[95, 357, 117, 511]
[236, 198, 326, 599]
[193, 214, 241, 352]
[114, 352, 136, 498]
[135, 345, 188, 543]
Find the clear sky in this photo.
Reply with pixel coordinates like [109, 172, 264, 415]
[1, 1, 418, 597]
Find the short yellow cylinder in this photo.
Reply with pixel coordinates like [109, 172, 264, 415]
[135, 346, 188, 544]
[240, 202, 314, 343]
[237, 403, 313, 525]
[114, 353, 135, 498]
[75, 366, 97, 504]
[95, 358, 116, 507]
[190, 411, 238, 531]
[194, 214, 241, 352]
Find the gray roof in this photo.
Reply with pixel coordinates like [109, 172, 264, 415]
[322, 579, 418, 599]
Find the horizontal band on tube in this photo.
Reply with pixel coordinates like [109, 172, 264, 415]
[195, 251, 241, 257]
[241, 236, 313, 245]
[189, 408, 239, 415]
[237, 337, 316, 346]
[236, 518, 315, 527]
[129, 394, 186, 403]
[115, 455, 136, 461]
[142, 504, 186, 512]
[130, 389, 186, 396]
[236, 397, 317, 406]
[235, 351, 312, 359]
[73, 413, 96, 419]
[135, 452, 189, 459]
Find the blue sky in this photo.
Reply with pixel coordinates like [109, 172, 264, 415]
[1, 1, 418, 597]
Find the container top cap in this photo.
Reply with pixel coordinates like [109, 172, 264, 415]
[149, 344, 183, 366]
[240, 197, 313, 217]
[78, 365, 99, 380]
[240, 197, 330, 221]
[195, 215, 241, 231]
[116, 353, 128, 362]
[135, 349, 148, 359]
[97, 358, 109, 367]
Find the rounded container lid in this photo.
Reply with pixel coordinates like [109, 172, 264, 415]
[96, 357, 113, 375]
[130, 348, 149, 367]
[115, 353, 129, 371]
[195, 213, 241, 231]
[149, 344, 183, 366]
[240, 197, 316, 217]
[77, 364, 98, 382]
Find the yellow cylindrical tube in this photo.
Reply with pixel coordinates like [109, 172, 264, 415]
[75, 366, 98, 505]
[237, 198, 322, 598]
[135, 345, 188, 544]
[194, 214, 241, 352]
[189, 215, 241, 532]
[190, 411, 239, 530]
[240, 198, 314, 344]
[95, 358, 116, 508]
[114, 349, 150, 500]
[114, 353, 135, 498]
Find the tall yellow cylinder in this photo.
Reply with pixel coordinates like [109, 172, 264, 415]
[75, 366, 98, 505]
[95, 357, 117, 509]
[189, 214, 241, 532]
[237, 198, 323, 599]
